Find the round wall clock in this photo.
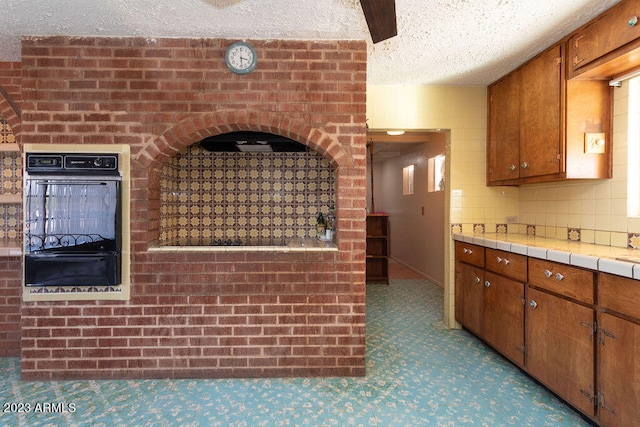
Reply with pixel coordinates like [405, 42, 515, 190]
[225, 41, 257, 75]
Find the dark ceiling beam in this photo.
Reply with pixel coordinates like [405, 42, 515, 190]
[359, 0, 398, 43]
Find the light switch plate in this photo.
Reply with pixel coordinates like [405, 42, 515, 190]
[584, 133, 605, 154]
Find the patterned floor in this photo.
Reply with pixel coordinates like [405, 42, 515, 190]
[0, 279, 591, 426]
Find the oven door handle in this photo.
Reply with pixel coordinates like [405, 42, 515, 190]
[27, 254, 113, 262]
[31, 180, 112, 186]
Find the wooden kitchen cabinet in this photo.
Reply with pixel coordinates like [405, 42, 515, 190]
[526, 287, 596, 417]
[487, 69, 521, 183]
[597, 312, 640, 427]
[455, 260, 484, 336]
[454, 235, 640, 425]
[527, 258, 596, 417]
[455, 244, 525, 366]
[483, 271, 525, 366]
[596, 273, 640, 426]
[568, 0, 640, 80]
[483, 248, 526, 366]
[519, 45, 563, 179]
[487, 43, 612, 186]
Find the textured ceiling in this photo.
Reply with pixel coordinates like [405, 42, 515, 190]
[0, 0, 622, 85]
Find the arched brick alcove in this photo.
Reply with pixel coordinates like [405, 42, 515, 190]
[133, 110, 356, 249]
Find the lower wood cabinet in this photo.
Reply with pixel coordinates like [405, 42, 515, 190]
[454, 243, 640, 425]
[597, 273, 640, 426]
[526, 287, 595, 417]
[455, 261, 484, 336]
[597, 312, 640, 427]
[483, 271, 525, 366]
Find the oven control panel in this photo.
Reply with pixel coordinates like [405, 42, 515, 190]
[26, 153, 118, 174]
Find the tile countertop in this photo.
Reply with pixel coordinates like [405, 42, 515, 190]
[453, 233, 640, 281]
[0, 241, 21, 257]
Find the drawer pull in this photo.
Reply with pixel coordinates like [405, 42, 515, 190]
[509, 164, 516, 172]
[503, 258, 510, 265]
[463, 248, 473, 255]
[555, 273, 564, 281]
[484, 281, 491, 288]
[496, 256, 502, 263]
[544, 269, 553, 278]
[629, 16, 638, 27]
[474, 276, 481, 284]
[529, 300, 538, 309]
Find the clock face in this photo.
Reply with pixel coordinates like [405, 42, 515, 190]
[225, 42, 257, 74]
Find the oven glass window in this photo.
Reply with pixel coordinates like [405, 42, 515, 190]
[25, 180, 119, 252]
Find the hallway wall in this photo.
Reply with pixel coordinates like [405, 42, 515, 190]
[372, 135, 446, 286]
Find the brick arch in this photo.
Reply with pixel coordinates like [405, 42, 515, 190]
[135, 109, 353, 169]
[0, 94, 21, 143]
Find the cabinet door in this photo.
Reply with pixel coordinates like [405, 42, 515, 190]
[455, 261, 484, 336]
[487, 70, 521, 184]
[519, 45, 562, 178]
[526, 287, 595, 417]
[569, 0, 640, 75]
[483, 272, 525, 366]
[598, 312, 640, 427]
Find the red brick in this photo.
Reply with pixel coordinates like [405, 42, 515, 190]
[14, 35, 367, 380]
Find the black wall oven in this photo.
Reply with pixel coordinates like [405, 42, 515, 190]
[24, 153, 122, 287]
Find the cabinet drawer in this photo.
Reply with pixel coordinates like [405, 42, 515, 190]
[485, 248, 527, 282]
[599, 273, 640, 320]
[455, 242, 484, 267]
[528, 258, 594, 305]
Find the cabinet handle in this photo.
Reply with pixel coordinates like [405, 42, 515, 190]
[521, 161, 529, 169]
[503, 259, 510, 265]
[496, 256, 502, 263]
[463, 248, 473, 255]
[529, 300, 538, 308]
[474, 276, 481, 284]
[555, 273, 564, 281]
[544, 269, 553, 278]
[509, 164, 516, 172]
[629, 16, 638, 27]
[484, 281, 491, 288]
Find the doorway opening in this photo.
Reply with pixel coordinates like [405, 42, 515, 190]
[366, 129, 448, 286]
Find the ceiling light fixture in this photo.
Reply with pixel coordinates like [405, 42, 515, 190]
[386, 130, 405, 136]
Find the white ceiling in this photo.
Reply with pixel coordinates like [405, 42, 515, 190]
[0, 0, 621, 85]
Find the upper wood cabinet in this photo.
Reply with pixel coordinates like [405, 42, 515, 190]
[487, 43, 612, 186]
[519, 45, 563, 179]
[568, 0, 640, 80]
[487, 69, 521, 182]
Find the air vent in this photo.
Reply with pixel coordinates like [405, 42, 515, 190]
[199, 131, 307, 152]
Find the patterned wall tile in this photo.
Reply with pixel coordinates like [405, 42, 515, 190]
[159, 144, 335, 246]
[0, 117, 22, 242]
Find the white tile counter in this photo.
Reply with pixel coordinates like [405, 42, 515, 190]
[453, 233, 640, 280]
[0, 241, 21, 257]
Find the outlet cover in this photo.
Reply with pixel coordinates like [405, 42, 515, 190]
[584, 133, 605, 154]
[506, 216, 518, 224]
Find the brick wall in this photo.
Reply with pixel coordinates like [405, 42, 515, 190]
[0, 61, 22, 136]
[14, 36, 367, 380]
[0, 61, 22, 358]
[0, 257, 21, 357]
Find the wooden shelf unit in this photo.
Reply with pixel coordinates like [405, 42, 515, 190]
[366, 214, 390, 284]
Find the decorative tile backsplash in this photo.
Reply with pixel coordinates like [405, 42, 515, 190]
[1, 151, 22, 196]
[159, 144, 335, 246]
[0, 117, 22, 242]
[0, 117, 16, 144]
